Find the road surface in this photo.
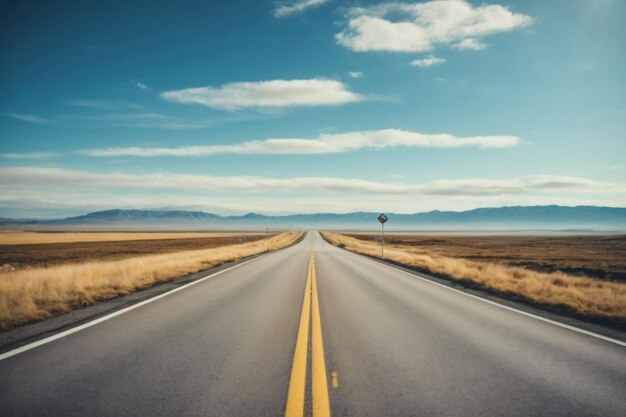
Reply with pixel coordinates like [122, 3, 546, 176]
[1, 232, 625, 416]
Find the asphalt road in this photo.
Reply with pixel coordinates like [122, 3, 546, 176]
[1, 232, 625, 416]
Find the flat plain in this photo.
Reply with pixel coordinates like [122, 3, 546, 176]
[345, 233, 626, 282]
[0, 232, 268, 270]
[0, 231, 255, 245]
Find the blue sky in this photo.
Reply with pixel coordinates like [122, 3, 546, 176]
[1, 0, 625, 217]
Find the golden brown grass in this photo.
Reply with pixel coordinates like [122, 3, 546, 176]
[321, 232, 626, 320]
[0, 235, 268, 270]
[344, 233, 626, 282]
[0, 231, 252, 245]
[0, 231, 303, 329]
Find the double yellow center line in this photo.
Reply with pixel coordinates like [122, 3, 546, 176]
[285, 252, 331, 417]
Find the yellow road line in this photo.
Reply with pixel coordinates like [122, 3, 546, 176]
[331, 371, 339, 388]
[285, 253, 332, 417]
[285, 256, 313, 417]
[311, 256, 331, 417]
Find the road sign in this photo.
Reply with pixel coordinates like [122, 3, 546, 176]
[377, 213, 388, 260]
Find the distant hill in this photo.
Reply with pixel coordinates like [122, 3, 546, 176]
[1, 205, 625, 231]
[60, 209, 221, 223]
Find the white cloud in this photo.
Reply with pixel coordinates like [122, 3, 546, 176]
[410, 55, 446, 68]
[5, 112, 50, 124]
[78, 129, 521, 157]
[336, 0, 533, 52]
[161, 78, 363, 110]
[2, 169, 624, 218]
[273, 0, 328, 18]
[454, 38, 488, 50]
[136, 82, 150, 91]
[0, 152, 57, 160]
[348, 71, 364, 78]
[609, 164, 624, 171]
[0, 167, 618, 198]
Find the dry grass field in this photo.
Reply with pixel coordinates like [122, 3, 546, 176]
[0, 231, 251, 245]
[0, 234, 268, 271]
[345, 233, 626, 282]
[321, 232, 626, 322]
[0, 231, 303, 329]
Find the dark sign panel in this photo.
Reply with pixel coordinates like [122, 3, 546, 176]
[377, 213, 388, 224]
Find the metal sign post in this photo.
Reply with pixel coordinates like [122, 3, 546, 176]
[377, 213, 388, 260]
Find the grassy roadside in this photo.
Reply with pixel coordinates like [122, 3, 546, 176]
[342, 233, 626, 282]
[0, 231, 303, 330]
[0, 234, 268, 270]
[0, 231, 251, 245]
[321, 232, 626, 324]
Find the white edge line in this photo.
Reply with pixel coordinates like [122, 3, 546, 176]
[0, 256, 263, 361]
[339, 246, 626, 348]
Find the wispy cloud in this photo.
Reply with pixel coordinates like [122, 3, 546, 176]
[410, 55, 446, 68]
[0, 152, 57, 160]
[62, 111, 205, 129]
[136, 82, 150, 91]
[65, 110, 274, 130]
[69, 112, 171, 122]
[61, 99, 278, 130]
[0, 167, 617, 197]
[348, 71, 364, 78]
[273, 0, 328, 18]
[609, 164, 624, 172]
[78, 129, 521, 157]
[336, 0, 533, 52]
[65, 99, 143, 110]
[5, 112, 50, 124]
[161, 78, 363, 110]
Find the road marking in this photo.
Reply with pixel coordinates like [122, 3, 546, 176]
[285, 255, 313, 417]
[337, 247, 626, 348]
[285, 253, 332, 417]
[0, 256, 263, 361]
[331, 371, 339, 388]
[311, 256, 331, 417]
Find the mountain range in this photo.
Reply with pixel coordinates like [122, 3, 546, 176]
[2, 205, 626, 231]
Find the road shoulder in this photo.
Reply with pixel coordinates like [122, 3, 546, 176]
[1, 232, 307, 355]
[0, 255, 266, 354]
[332, 245, 626, 343]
